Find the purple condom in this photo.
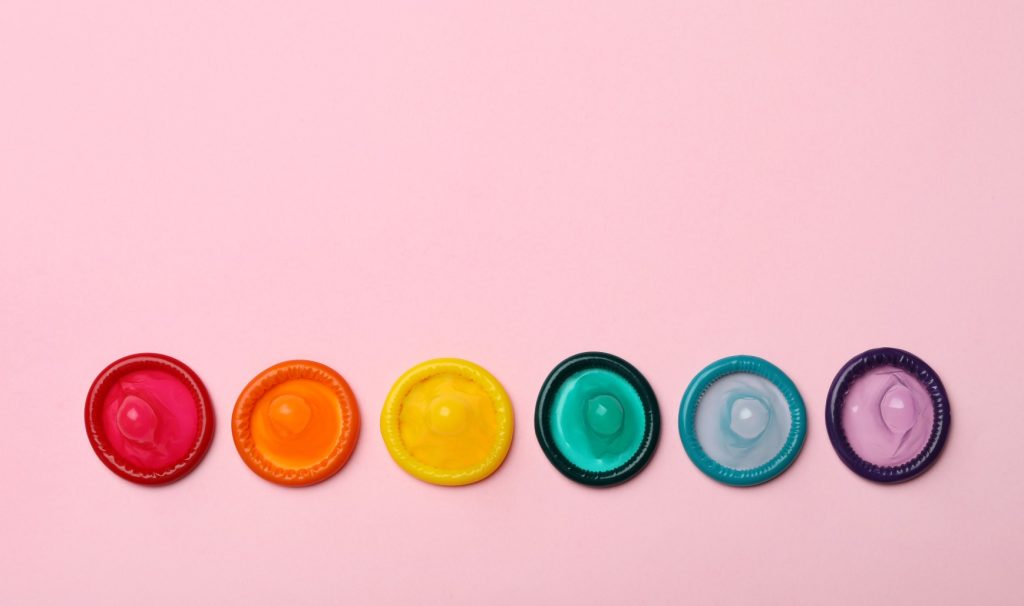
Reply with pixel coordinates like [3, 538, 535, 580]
[825, 348, 950, 483]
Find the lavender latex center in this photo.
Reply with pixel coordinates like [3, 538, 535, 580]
[694, 373, 792, 470]
[841, 365, 934, 467]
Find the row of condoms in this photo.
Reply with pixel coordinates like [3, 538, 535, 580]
[84, 348, 950, 487]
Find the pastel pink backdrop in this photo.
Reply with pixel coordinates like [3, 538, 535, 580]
[2, 2, 1022, 604]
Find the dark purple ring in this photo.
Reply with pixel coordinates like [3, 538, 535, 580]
[825, 347, 951, 483]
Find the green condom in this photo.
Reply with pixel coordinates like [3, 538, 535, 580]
[535, 352, 660, 486]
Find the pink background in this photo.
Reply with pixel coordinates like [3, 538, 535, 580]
[2, 2, 1023, 604]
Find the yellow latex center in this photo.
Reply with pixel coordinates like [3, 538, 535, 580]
[251, 379, 342, 469]
[399, 373, 498, 470]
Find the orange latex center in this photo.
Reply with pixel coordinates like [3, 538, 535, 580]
[251, 379, 342, 470]
[399, 373, 498, 470]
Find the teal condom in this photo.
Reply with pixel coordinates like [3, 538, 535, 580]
[679, 355, 806, 486]
[535, 352, 660, 486]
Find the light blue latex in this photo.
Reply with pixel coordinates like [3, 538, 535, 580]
[694, 373, 792, 470]
[549, 368, 646, 473]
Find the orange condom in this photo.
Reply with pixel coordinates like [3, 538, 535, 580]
[233, 360, 360, 486]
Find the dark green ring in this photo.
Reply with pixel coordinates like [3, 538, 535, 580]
[535, 352, 661, 487]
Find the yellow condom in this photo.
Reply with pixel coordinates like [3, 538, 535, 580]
[380, 359, 514, 486]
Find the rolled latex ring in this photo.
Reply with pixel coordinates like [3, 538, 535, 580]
[825, 347, 950, 483]
[84, 353, 215, 485]
[679, 355, 806, 486]
[380, 358, 514, 486]
[232, 360, 360, 487]
[535, 352, 660, 486]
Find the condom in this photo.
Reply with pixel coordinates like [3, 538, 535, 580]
[232, 360, 360, 486]
[85, 353, 214, 485]
[826, 347, 950, 483]
[380, 358, 514, 486]
[679, 355, 806, 486]
[535, 352, 660, 486]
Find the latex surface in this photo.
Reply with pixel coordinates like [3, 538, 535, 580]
[380, 358, 513, 486]
[840, 365, 934, 467]
[548, 368, 645, 472]
[233, 361, 360, 486]
[100, 368, 199, 471]
[250, 379, 343, 470]
[85, 353, 214, 485]
[694, 372, 792, 471]
[399, 373, 499, 470]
